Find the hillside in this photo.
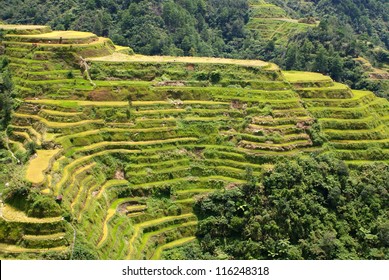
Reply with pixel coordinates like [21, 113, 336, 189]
[0, 0, 249, 57]
[0, 25, 388, 260]
[244, 0, 389, 99]
[247, 0, 318, 46]
[1, 0, 388, 99]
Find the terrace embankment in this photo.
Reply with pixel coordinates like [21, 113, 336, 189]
[0, 24, 388, 259]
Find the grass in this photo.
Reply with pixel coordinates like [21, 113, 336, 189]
[0, 243, 67, 253]
[247, 18, 315, 45]
[54, 149, 140, 195]
[323, 124, 388, 140]
[96, 197, 136, 248]
[70, 175, 94, 213]
[299, 82, 349, 91]
[70, 138, 198, 155]
[127, 213, 195, 259]
[128, 158, 190, 172]
[303, 90, 375, 107]
[135, 221, 197, 259]
[27, 99, 229, 107]
[130, 176, 246, 190]
[6, 31, 97, 40]
[176, 188, 216, 196]
[0, 24, 49, 30]
[23, 233, 65, 241]
[307, 98, 384, 116]
[127, 205, 147, 212]
[3, 36, 109, 45]
[87, 53, 277, 69]
[151, 236, 196, 260]
[25, 149, 60, 185]
[62, 162, 96, 198]
[76, 182, 100, 221]
[96, 180, 129, 199]
[56, 127, 176, 144]
[205, 158, 262, 171]
[1, 205, 62, 223]
[11, 131, 32, 143]
[8, 139, 27, 153]
[250, 2, 287, 19]
[319, 116, 380, 130]
[2, 24, 389, 260]
[283, 71, 333, 82]
[40, 109, 83, 116]
[14, 112, 104, 128]
[9, 126, 42, 145]
[345, 160, 389, 166]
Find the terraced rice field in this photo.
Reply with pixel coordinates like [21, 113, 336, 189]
[0, 24, 388, 260]
[87, 53, 276, 69]
[25, 149, 60, 185]
[247, 0, 317, 45]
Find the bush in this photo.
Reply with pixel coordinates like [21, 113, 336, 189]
[209, 71, 222, 84]
[72, 239, 98, 260]
[194, 71, 208, 81]
[27, 195, 62, 218]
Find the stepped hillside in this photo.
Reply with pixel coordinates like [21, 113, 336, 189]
[248, 0, 318, 46]
[0, 25, 388, 260]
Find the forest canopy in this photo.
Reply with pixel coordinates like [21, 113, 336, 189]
[0, 0, 250, 57]
[192, 156, 389, 260]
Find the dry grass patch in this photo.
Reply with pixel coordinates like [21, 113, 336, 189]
[0, 243, 67, 253]
[1, 204, 62, 223]
[26, 149, 60, 185]
[0, 24, 49, 32]
[23, 233, 65, 241]
[6, 30, 97, 40]
[87, 53, 277, 69]
[283, 71, 332, 82]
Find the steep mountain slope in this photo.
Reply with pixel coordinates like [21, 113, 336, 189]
[0, 25, 388, 260]
[0, 0, 249, 57]
[261, 0, 389, 98]
[1, 0, 388, 98]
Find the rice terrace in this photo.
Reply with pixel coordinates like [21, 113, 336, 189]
[0, 22, 388, 260]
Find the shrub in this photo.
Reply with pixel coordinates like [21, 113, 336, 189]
[194, 71, 209, 81]
[72, 239, 98, 260]
[27, 195, 62, 218]
[66, 71, 74, 79]
[209, 71, 222, 84]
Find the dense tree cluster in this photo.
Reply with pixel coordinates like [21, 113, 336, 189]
[268, 0, 389, 49]
[0, 55, 13, 130]
[257, 0, 389, 98]
[275, 18, 384, 91]
[194, 156, 389, 259]
[0, 0, 249, 57]
[1, 1, 387, 97]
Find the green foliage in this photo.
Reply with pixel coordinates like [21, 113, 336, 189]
[209, 71, 222, 84]
[1, 0, 387, 98]
[27, 194, 62, 218]
[0, 60, 14, 129]
[72, 239, 98, 260]
[0, 1, 388, 260]
[2, 164, 61, 218]
[267, 0, 388, 48]
[162, 241, 213, 260]
[2, 164, 30, 206]
[0, 0, 250, 57]
[195, 155, 389, 259]
[307, 121, 327, 146]
[245, 1, 389, 98]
